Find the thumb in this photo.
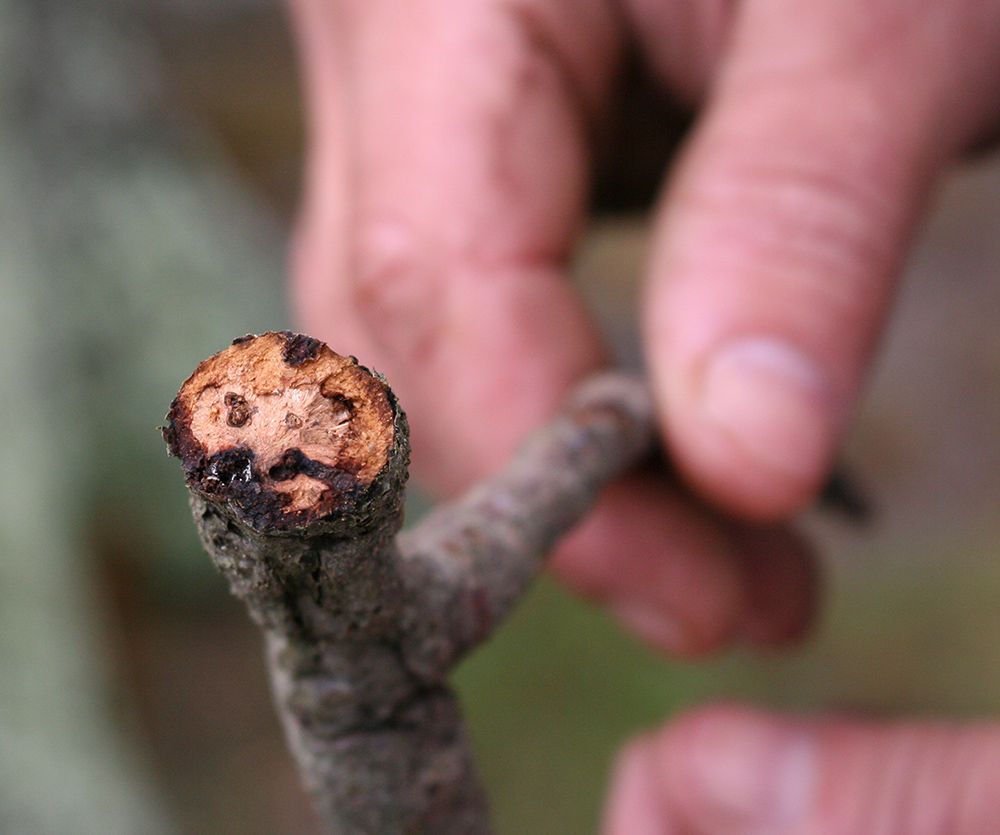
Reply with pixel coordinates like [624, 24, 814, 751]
[643, 2, 968, 518]
[604, 703, 1000, 835]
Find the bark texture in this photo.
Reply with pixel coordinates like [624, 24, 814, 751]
[165, 332, 656, 834]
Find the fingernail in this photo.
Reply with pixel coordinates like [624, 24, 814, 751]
[689, 714, 816, 830]
[700, 338, 836, 487]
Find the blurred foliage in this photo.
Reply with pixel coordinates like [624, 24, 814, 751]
[1, 1, 287, 831]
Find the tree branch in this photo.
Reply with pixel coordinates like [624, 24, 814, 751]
[163, 332, 655, 834]
[395, 372, 655, 681]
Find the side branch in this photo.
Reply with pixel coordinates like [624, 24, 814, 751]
[397, 372, 657, 679]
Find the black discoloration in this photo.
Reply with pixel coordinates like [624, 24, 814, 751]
[199, 446, 258, 497]
[164, 389, 393, 533]
[197, 447, 290, 531]
[281, 332, 323, 367]
[267, 447, 310, 481]
[268, 447, 362, 484]
[224, 392, 252, 427]
[231, 333, 256, 345]
[163, 396, 204, 472]
[173, 435, 371, 533]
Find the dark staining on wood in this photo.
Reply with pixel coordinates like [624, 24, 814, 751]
[266, 447, 310, 482]
[200, 446, 256, 496]
[224, 392, 252, 427]
[161, 396, 206, 482]
[281, 331, 323, 367]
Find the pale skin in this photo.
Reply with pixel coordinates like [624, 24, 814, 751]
[285, 0, 1000, 832]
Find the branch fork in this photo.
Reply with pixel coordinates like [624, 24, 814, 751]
[164, 331, 656, 834]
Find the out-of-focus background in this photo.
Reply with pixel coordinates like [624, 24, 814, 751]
[3, 2, 1000, 833]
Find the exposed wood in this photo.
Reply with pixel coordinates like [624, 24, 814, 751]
[165, 331, 404, 535]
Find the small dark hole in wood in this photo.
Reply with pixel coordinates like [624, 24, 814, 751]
[224, 392, 252, 427]
[268, 448, 308, 481]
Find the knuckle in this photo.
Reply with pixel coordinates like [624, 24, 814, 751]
[948, 727, 1000, 834]
[829, 723, 1000, 835]
[728, 147, 901, 293]
[351, 216, 448, 366]
[687, 127, 912, 360]
[897, 725, 977, 835]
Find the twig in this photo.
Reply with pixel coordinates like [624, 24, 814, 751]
[163, 332, 655, 834]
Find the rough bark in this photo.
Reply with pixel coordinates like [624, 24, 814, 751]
[164, 332, 656, 834]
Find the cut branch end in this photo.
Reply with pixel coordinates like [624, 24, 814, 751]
[163, 331, 405, 535]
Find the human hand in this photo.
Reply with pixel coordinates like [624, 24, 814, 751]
[604, 703, 1000, 834]
[285, 0, 1000, 655]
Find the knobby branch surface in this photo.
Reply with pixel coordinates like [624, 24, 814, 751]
[163, 331, 656, 834]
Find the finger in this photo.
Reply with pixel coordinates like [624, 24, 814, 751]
[602, 736, 675, 835]
[287, 1, 823, 655]
[287, 0, 818, 655]
[626, 703, 1000, 834]
[551, 472, 819, 657]
[288, 0, 619, 491]
[643, 1, 968, 519]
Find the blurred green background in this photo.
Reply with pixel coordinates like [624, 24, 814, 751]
[3, 2, 1000, 833]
